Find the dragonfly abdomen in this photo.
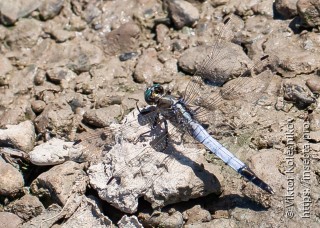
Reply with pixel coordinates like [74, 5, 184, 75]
[189, 121, 274, 194]
[189, 121, 246, 172]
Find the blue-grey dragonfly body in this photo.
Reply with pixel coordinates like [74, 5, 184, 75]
[143, 82, 274, 194]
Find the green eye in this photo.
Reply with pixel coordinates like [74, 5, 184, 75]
[144, 87, 153, 103]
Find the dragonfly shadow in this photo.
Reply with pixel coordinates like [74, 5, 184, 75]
[151, 141, 222, 196]
[133, 107, 221, 194]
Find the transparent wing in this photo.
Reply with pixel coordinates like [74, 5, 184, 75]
[89, 107, 217, 206]
[183, 14, 277, 126]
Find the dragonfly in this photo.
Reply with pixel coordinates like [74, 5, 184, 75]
[76, 15, 275, 201]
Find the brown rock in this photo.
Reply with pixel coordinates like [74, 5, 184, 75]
[31, 161, 87, 206]
[0, 212, 22, 228]
[166, 0, 199, 29]
[103, 22, 140, 56]
[275, 0, 298, 19]
[0, 161, 24, 196]
[297, 0, 320, 28]
[7, 194, 44, 221]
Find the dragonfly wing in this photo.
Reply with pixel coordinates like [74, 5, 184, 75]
[87, 109, 221, 213]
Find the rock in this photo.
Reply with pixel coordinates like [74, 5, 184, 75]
[283, 81, 316, 108]
[0, 160, 24, 196]
[309, 130, 320, 142]
[103, 22, 140, 56]
[34, 100, 74, 137]
[47, 27, 75, 43]
[0, 120, 35, 152]
[309, 112, 320, 131]
[0, 102, 35, 128]
[251, 0, 274, 17]
[46, 67, 77, 84]
[0, 212, 22, 228]
[7, 194, 44, 221]
[248, 149, 284, 194]
[39, 0, 64, 20]
[166, 0, 199, 29]
[119, 52, 139, 62]
[20, 204, 62, 228]
[61, 196, 113, 227]
[140, 210, 184, 228]
[133, 48, 163, 84]
[274, 0, 299, 19]
[156, 24, 170, 44]
[183, 205, 211, 225]
[185, 218, 236, 228]
[31, 100, 46, 114]
[31, 161, 88, 206]
[211, 0, 229, 7]
[83, 105, 121, 128]
[28, 39, 104, 73]
[75, 1, 101, 24]
[29, 138, 84, 166]
[69, 16, 87, 32]
[5, 19, 42, 49]
[264, 33, 320, 78]
[178, 43, 251, 85]
[297, 0, 320, 28]
[0, 0, 41, 25]
[306, 77, 320, 93]
[0, 55, 13, 84]
[87, 109, 221, 214]
[118, 215, 143, 228]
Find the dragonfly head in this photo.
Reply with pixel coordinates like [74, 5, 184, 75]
[144, 84, 164, 105]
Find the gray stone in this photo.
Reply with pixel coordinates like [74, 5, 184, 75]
[87, 109, 221, 214]
[0, 212, 22, 228]
[118, 215, 143, 228]
[31, 100, 46, 114]
[29, 138, 84, 166]
[264, 33, 320, 78]
[0, 160, 24, 196]
[248, 149, 283, 194]
[178, 43, 251, 85]
[7, 194, 44, 221]
[39, 0, 64, 20]
[140, 210, 184, 228]
[31, 161, 88, 206]
[0, 55, 13, 86]
[0, 102, 35, 128]
[0, 0, 41, 25]
[183, 205, 211, 225]
[27, 39, 104, 73]
[102, 22, 140, 56]
[185, 218, 237, 228]
[5, 19, 42, 49]
[297, 0, 320, 28]
[133, 48, 163, 84]
[46, 67, 77, 84]
[0, 120, 35, 152]
[83, 105, 121, 128]
[34, 100, 74, 137]
[61, 196, 113, 227]
[274, 0, 298, 19]
[283, 81, 315, 108]
[20, 204, 62, 228]
[166, 0, 199, 29]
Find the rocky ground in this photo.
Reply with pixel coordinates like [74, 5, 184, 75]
[0, 0, 320, 227]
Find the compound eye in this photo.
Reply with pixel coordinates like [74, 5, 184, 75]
[154, 85, 164, 95]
